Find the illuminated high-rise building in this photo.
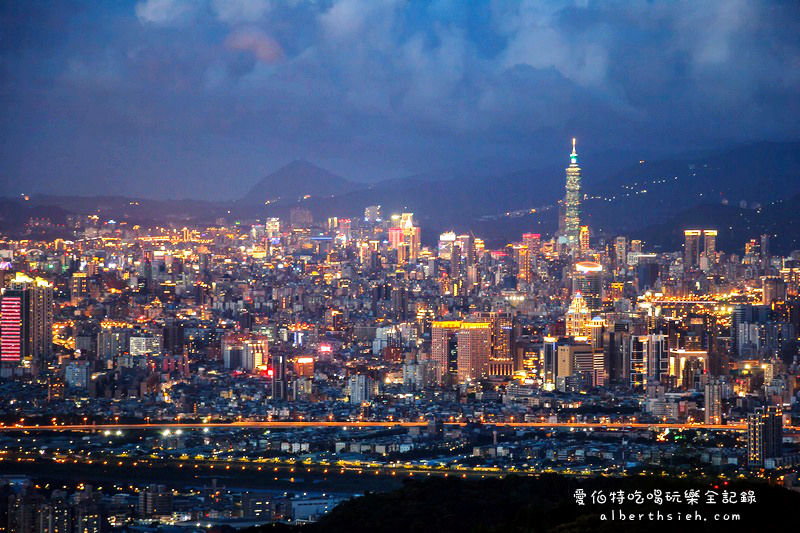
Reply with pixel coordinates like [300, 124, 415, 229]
[614, 236, 627, 267]
[271, 353, 288, 400]
[579, 225, 590, 252]
[70, 272, 89, 303]
[389, 212, 421, 264]
[1, 273, 53, 365]
[762, 276, 787, 304]
[563, 138, 582, 247]
[477, 311, 513, 376]
[573, 262, 603, 314]
[704, 377, 722, 424]
[566, 292, 590, 337]
[437, 231, 457, 260]
[627, 334, 667, 389]
[703, 230, 717, 258]
[522, 233, 541, 253]
[747, 406, 782, 467]
[514, 244, 530, 283]
[0, 291, 23, 364]
[431, 321, 461, 381]
[456, 234, 474, 265]
[684, 230, 702, 268]
[456, 321, 491, 382]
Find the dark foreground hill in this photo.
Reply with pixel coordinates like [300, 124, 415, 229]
[246, 474, 800, 533]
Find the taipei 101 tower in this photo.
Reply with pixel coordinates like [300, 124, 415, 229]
[563, 138, 582, 247]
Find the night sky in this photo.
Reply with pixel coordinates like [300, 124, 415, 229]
[1, 0, 799, 199]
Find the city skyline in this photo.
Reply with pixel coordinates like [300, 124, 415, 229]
[2, 2, 800, 531]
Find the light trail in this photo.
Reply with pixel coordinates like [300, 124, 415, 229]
[0, 421, 791, 432]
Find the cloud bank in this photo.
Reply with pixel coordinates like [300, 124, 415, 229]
[1, 0, 798, 198]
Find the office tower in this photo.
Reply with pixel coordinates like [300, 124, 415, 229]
[566, 292, 590, 337]
[271, 353, 288, 399]
[221, 332, 268, 371]
[737, 322, 794, 359]
[762, 276, 787, 304]
[730, 304, 771, 356]
[162, 319, 184, 355]
[745, 238, 761, 257]
[456, 234, 475, 265]
[431, 321, 461, 381]
[579, 225, 590, 252]
[1, 273, 53, 365]
[747, 406, 783, 467]
[637, 259, 660, 292]
[614, 236, 627, 267]
[562, 138, 582, 247]
[438, 231, 457, 260]
[476, 312, 512, 359]
[456, 321, 491, 382]
[541, 336, 560, 386]
[704, 378, 722, 424]
[667, 349, 708, 389]
[243, 335, 269, 371]
[760, 233, 770, 260]
[703, 230, 717, 258]
[477, 311, 513, 376]
[573, 262, 603, 314]
[630, 239, 643, 253]
[294, 356, 314, 377]
[556, 343, 594, 378]
[389, 213, 421, 264]
[522, 233, 541, 253]
[627, 334, 667, 389]
[515, 244, 531, 284]
[684, 230, 702, 268]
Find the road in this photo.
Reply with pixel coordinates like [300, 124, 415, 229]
[1, 420, 789, 432]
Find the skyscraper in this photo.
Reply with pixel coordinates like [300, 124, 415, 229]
[431, 321, 461, 381]
[747, 406, 783, 467]
[614, 236, 627, 267]
[456, 321, 491, 382]
[579, 225, 590, 252]
[704, 378, 722, 424]
[563, 138, 582, 247]
[684, 230, 702, 268]
[566, 292, 590, 337]
[703, 230, 717, 258]
[1, 273, 53, 366]
[389, 212, 421, 264]
[573, 262, 603, 315]
[271, 353, 288, 400]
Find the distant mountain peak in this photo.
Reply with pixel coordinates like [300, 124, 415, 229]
[242, 160, 361, 204]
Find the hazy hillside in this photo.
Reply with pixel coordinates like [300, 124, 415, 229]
[242, 160, 364, 204]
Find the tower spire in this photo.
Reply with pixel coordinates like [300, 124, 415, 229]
[571, 137, 577, 157]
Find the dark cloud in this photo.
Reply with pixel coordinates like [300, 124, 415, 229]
[0, 0, 798, 199]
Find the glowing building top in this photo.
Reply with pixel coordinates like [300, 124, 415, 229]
[563, 138, 582, 247]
